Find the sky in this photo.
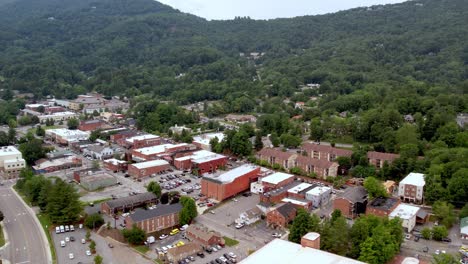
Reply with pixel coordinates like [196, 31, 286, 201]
[157, 0, 408, 20]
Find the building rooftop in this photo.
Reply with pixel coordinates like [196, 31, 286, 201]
[306, 186, 331, 196]
[131, 160, 169, 169]
[0, 146, 22, 157]
[389, 204, 420, 220]
[133, 144, 177, 155]
[46, 128, 89, 138]
[273, 203, 297, 218]
[80, 172, 115, 183]
[302, 232, 320, 241]
[125, 134, 160, 143]
[338, 186, 368, 203]
[287, 183, 313, 194]
[129, 203, 182, 222]
[193, 133, 225, 146]
[33, 156, 81, 170]
[105, 192, 157, 209]
[400, 172, 425, 187]
[186, 225, 223, 242]
[368, 197, 400, 211]
[461, 217, 468, 235]
[203, 164, 259, 184]
[261, 172, 294, 185]
[281, 198, 309, 207]
[104, 158, 126, 165]
[240, 238, 365, 264]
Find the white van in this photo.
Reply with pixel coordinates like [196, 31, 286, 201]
[180, 224, 189, 231]
[60, 225, 65, 233]
[55, 227, 60, 234]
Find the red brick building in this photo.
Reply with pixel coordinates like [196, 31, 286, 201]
[132, 143, 190, 161]
[185, 225, 225, 247]
[125, 204, 182, 233]
[119, 134, 161, 149]
[367, 151, 400, 169]
[333, 186, 368, 219]
[128, 160, 170, 179]
[110, 130, 138, 144]
[261, 172, 295, 191]
[366, 197, 401, 218]
[78, 119, 107, 132]
[301, 142, 353, 161]
[101, 192, 158, 215]
[174, 150, 227, 175]
[266, 203, 297, 229]
[103, 158, 128, 172]
[256, 148, 297, 170]
[294, 156, 339, 179]
[201, 165, 260, 201]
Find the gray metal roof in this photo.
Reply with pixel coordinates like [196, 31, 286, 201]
[105, 192, 157, 209]
[129, 203, 182, 222]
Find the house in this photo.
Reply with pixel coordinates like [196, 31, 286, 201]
[404, 115, 414, 123]
[83, 145, 114, 160]
[166, 243, 203, 263]
[305, 186, 332, 208]
[461, 217, 468, 240]
[266, 203, 297, 229]
[398, 173, 425, 204]
[236, 207, 262, 225]
[103, 158, 128, 172]
[333, 186, 368, 219]
[366, 197, 401, 218]
[125, 204, 182, 233]
[101, 192, 158, 215]
[367, 151, 400, 169]
[256, 148, 297, 170]
[128, 160, 170, 179]
[0, 146, 26, 178]
[301, 142, 353, 162]
[295, 102, 305, 109]
[185, 225, 225, 247]
[416, 209, 429, 224]
[201, 165, 260, 201]
[294, 156, 338, 179]
[389, 203, 420, 233]
[169, 125, 192, 135]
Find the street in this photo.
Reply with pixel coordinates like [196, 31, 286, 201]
[0, 183, 50, 264]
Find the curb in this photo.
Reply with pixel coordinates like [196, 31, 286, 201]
[10, 186, 53, 264]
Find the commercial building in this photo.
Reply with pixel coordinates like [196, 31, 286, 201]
[201, 165, 260, 201]
[69, 94, 107, 111]
[37, 111, 78, 123]
[32, 156, 82, 174]
[301, 142, 353, 161]
[389, 203, 420, 233]
[241, 237, 365, 264]
[125, 203, 182, 233]
[78, 119, 107, 131]
[83, 145, 114, 160]
[266, 203, 297, 229]
[125, 134, 161, 149]
[0, 146, 26, 178]
[185, 225, 225, 247]
[305, 186, 332, 208]
[367, 151, 400, 169]
[366, 197, 401, 218]
[166, 243, 203, 263]
[287, 183, 314, 200]
[333, 186, 368, 219]
[192, 133, 224, 151]
[103, 158, 128, 172]
[45, 128, 89, 145]
[281, 197, 312, 210]
[398, 173, 425, 204]
[74, 171, 117, 191]
[260, 172, 295, 191]
[174, 150, 227, 175]
[132, 143, 190, 161]
[128, 160, 170, 179]
[101, 192, 158, 215]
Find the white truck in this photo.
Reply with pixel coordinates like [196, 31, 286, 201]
[145, 236, 155, 245]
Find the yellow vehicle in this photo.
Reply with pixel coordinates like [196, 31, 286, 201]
[169, 229, 180, 236]
[176, 241, 185, 247]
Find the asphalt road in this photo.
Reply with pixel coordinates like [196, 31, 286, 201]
[0, 184, 50, 264]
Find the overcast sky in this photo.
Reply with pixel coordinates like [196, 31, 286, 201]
[157, 0, 408, 20]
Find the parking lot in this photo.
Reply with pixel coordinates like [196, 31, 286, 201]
[52, 226, 92, 264]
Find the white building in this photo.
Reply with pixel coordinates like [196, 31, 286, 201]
[84, 145, 114, 160]
[260, 172, 294, 187]
[0, 146, 26, 178]
[398, 172, 425, 204]
[45, 128, 90, 145]
[193, 133, 225, 151]
[389, 203, 420, 233]
[38, 111, 78, 123]
[305, 186, 332, 208]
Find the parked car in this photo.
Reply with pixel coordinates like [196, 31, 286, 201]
[86, 250, 91, 256]
[81, 239, 86, 244]
[65, 237, 70, 242]
[159, 234, 169, 240]
[69, 253, 74, 259]
[197, 252, 205, 258]
[60, 240, 66, 247]
[69, 236, 75, 242]
[108, 243, 114, 248]
[442, 237, 452, 242]
[235, 223, 245, 229]
[272, 233, 282, 238]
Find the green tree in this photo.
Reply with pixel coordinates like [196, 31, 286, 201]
[432, 201, 456, 228]
[19, 138, 46, 165]
[179, 196, 197, 225]
[288, 208, 319, 243]
[421, 227, 432, 240]
[84, 214, 105, 229]
[89, 240, 96, 252]
[85, 230, 91, 241]
[230, 130, 252, 157]
[122, 224, 146, 245]
[447, 168, 468, 207]
[432, 253, 459, 264]
[67, 118, 79, 130]
[358, 225, 399, 264]
[309, 118, 323, 141]
[35, 125, 45, 137]
[432, 226, 448, 241]
[45, 179, 82, 224]
[8, 126, 16, 144]
[254, 132, 263, 151]
[269, 132, 280, 147]
[280, 133, 302, 148]
[363, 177, 388, 199]
[321, 215, 350, 256]
[460, 204, 468, 219]
[146, 181, 162, 199]
[94, 255, 103, 264]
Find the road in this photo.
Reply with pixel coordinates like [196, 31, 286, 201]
[0, 183, 50, 264]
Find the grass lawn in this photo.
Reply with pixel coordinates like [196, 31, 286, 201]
[134, 245, 150, 254]
[0, 224, 5, 247]
[223, 236, 239, 247]
[37, 213, 57, 264]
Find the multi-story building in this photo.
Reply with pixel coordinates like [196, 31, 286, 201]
[128, 160, 170, 179]
[45, 128, 89, 145]
[389, 203, 420, 233]
[78, 119, 108, 131]
[125, 203, 182, 233]
[305, 186, 332, 208]
[366, 197, 401, 218]
[103, 158, 128, 172]
[266, 203, 297, 229]
[83, 145, 114, 160]
[367, 151, 400, 169]
[0, 146, 26, 178]
[192, 133, 224, 151]
[201, 164, 260, 201]
[256, 148, 297, 170]
[125, 134, 161, 149]
[301, 142, 353, 161]
[185, 225, 225, 247]
[294, 156, 338, 179]
[260, 172, 295, 192]
[398, 172, 425, 204]
[174, 150, 227, 175]
[333, 186, 368, 219]
[132, 143, 191, 162]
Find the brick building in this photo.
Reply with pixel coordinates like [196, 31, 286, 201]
[132, 143, 190, 161]
[110, 130, 138, 144]
[174, 150, 227, 175]
[266, 203, 297, 229]
[333, 186, 368, 219]
[389, 203, 420, 232]
[398, 173, 425, 204]
[124, 134, 161, 149]
[201, 165, 260, 201]
[281, 197, 312, 210]
[32, 156, 82, 174]
[166, 243, 203, 263]
[101, 192, 157, 215]
[260, 172, 295, 192]
[301, 142, 353, 161]
[305, 186, 332, 208]
[287, 183, 315, 200]
[103, 158, 128, 172]
[185, 225, 225, 247]
[367, 151, 400, 169]
[366, 197, 401, 218]
[256, 148, 297, 170]
[78, 119, 107, 131]
[128, 160, 170, 179]
[125, 204, 182, 233]
[294, 156, 338, 179]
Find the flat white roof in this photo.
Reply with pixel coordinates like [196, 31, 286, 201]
[0, 146, 22, 157]
[306, 186, 332, 196]
[174, 150, 220, 162]
[389, 204, 420, 220]
[282, 198, 309, 206]
[126, 134, 160, 143]
[240, 238, 365, 264]
[302, 232, 320, 241]
[288, 183, 312, 194]
[400, 172, 425, 187]
[193, 133, 225, 145]
[205, 164, 258, 184]
[46, 128, 89, 138]
[131, 160, 169, 169]
[134, 144, 187, 155]
[261, 172, 294, 185]
[104, 158, 126, 165]
[33, 156, 78, 170]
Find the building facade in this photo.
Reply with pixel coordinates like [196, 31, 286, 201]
[333, 186, 368, 219]
[398, 173, 425, 204]
[0, 146, 26, 178]
[128, 160, 170, 179]
[125, 204, 182, 233]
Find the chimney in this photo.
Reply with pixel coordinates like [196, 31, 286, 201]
[301, 232, 320, 249]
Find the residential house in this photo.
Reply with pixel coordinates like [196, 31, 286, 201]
[266, 203, 297, 229]
[333, 186, 368, 219]
[367, 151, 400, 169]
[398, 173, 425, 204]
[84, 145, 114, 160]
[236, 207, 262, 225]
[185, 225, 225, 247]
[225, 114, 256, 124]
